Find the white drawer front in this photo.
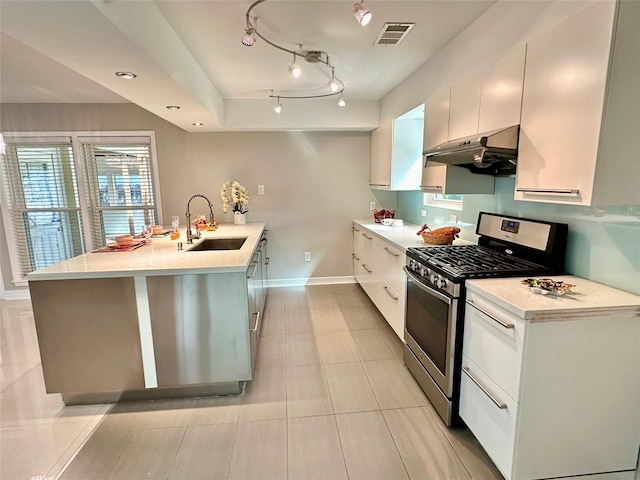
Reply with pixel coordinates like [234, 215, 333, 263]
[359, 230, 374, 263]
[374, 279, 405, 339]
[463, 293, 526, 402]
[459, 355, 518, 480]
[374, 237, 406, 294]
[356, 261, 376, 297]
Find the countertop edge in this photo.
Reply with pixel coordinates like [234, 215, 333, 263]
[466, 278, 640, 322]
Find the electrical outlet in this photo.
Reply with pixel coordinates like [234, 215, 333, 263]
[304, 252, 311, 262]
[449, 214, 458, 224]
[369, 202, 376, 211]
[258, 184, 265, 195]
[421, 209, 427, 218]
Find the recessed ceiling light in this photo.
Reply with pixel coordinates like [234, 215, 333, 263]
[115, 71, 137, 79]
[192, 122, 204, 126]
[166, 105, 181, 110]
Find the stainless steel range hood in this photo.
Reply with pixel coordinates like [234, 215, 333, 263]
[423, 125, 519, 176]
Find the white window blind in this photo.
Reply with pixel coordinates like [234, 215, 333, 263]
[80, 139, 158, 250]
[0, 138, 85, 279]
[1, 131, 161, 284]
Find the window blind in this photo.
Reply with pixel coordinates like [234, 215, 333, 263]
[81, 140, 158, 250]
[1, 141, 84, 279]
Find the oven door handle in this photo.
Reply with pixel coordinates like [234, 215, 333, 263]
[404, 266, 453, 305]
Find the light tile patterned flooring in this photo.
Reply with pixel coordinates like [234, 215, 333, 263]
[1, 284, 505, 480]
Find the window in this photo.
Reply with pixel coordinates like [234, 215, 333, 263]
[423, 193, 464, 211]
[0, 132, 161, 285]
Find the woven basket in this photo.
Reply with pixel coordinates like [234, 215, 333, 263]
[421, 232, 454, 245]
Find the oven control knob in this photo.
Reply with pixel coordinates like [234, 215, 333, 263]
[431, 274, 438, 284]
[438, 278, 447, 288]
[421, 267, 429, 277]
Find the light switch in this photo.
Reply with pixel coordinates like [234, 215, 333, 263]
[258, 185, 265, 195]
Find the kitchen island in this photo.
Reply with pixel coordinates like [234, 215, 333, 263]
[27, 222, 267, 404]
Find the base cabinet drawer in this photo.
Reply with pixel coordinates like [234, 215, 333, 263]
[463, 295, 526, 401]
[373, 280, 405, 339]
[459, 356, 518, 480]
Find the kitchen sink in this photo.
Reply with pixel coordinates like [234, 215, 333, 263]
[187, 237, 247, 251]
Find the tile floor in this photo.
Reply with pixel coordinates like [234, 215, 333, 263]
[2, 284, 506, 480]
[0, 298, 111, 480]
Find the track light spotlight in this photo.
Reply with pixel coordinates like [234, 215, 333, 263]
[274, 97, 282, 114]
[242, 27, 256, 46]
[288, 54, 301, 78]
[353, 1, 372, 26]
[338, 95, 346, 107]
[328, 68, 340, 92]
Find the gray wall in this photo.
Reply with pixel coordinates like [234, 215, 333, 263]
[0, 103, 398, 292]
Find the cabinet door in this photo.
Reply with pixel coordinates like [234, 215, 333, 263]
[515, 2, 616, 205]
[421, 163, 494, 194]
[423, 85, 450, 150]
[449, 70, 481, 140]
[479, 44, 526, 133]
[370, 126, 392, 188]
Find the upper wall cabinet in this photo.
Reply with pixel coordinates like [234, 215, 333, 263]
[370, 105, 423, 191]
[449, 70, 482, 140]
[423, 85, 450, 151]
[423, 44, 526, 153]
[479, 44, 526, 133]
[515, 1, 639, 206]
[421, 163, 494, 195]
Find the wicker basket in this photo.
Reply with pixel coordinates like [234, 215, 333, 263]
[421, 232, 455, 245]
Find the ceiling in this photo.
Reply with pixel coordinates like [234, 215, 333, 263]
[0, 1, 495, 132]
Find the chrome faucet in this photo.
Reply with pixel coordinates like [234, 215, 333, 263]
[186, 193, 215, 244]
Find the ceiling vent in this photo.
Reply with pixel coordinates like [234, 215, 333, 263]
[374, 23, 415, 46]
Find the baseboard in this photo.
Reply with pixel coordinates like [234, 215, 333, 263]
[267, 276, 356, 288]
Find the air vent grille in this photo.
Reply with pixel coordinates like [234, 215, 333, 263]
[374, 23, 415, 46]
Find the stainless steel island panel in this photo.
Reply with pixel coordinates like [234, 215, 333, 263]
[146, 272, 252, 387]
[29, 277, 145, 394]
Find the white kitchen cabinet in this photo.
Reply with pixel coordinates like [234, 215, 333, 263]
[460, 281, 640, 480]
[479, 44, 526, 133]
[515, 0, 640, 206]
[370, 105, 422, 191]
[448, 70, 481, 140]
[421, 163, 494, 194]
[352, 222, 406, 339]
[423, 84, 450, 150]
[369, 125, 392, 189]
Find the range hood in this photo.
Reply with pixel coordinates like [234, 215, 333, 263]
[423, 125, 519, 176]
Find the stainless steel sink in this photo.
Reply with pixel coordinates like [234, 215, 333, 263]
[187, 237, 247, 251]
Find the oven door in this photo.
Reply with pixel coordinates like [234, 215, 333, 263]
[404, 267, 459, 397]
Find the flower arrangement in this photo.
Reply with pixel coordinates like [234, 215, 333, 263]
[220, 180, 249, 214]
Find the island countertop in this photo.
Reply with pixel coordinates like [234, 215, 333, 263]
[27, 222, 266, 281]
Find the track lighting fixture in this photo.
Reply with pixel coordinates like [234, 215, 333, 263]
[243, 0, 348, 109]
[273, 93, 282, 113]
[338, 95, 346, 107]
[242, 27, 256, 46]
[353, 1, 372, 26]
[288, 54, 301, 78]
[328, 68, 340, 92]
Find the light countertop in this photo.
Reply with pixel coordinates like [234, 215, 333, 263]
[353, 219, 473, 251]
[467, 276, 640, 322]
[27, 222, 266, 281]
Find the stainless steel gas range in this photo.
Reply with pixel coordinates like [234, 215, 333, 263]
[403, 212, 568, 426]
